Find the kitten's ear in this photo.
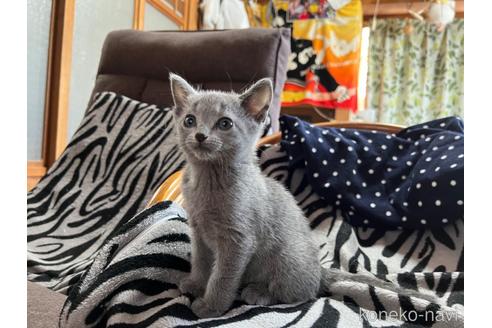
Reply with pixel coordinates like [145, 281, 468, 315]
[169, 73, 196, 115]
[239, 78, 273, 122]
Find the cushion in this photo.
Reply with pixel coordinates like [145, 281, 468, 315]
[27, 92, 185, 294]
[92, 28, 291, 132]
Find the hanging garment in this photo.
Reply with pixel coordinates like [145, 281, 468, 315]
[269, 0, 362, 111]
[201, 0, 250, 30]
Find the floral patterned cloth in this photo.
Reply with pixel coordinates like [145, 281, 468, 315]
[367, 19, 464, 126]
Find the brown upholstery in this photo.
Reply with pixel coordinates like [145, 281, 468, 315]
[27, 282, 67, 328]
[92, 28, 291, 131]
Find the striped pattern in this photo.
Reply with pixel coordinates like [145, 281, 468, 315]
[27, 92, 185, 293]
[59, 144, 463, 327]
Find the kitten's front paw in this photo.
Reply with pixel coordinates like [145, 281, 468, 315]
[179, 277, 205, 297]
[191, 297, 224, 318]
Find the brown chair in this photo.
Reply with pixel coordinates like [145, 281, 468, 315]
[91, 28, 291, 132]
[147, 121, 404, 207]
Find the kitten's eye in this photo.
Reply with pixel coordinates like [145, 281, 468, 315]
[217, 117, 233, 130]
[183, 115, 196, 128]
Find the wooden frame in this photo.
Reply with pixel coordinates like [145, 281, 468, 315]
[147, 121, 404, 207]
[362, 0, 464, 20]
[139, 0, 199, 30]
[28, 0, 75, 190]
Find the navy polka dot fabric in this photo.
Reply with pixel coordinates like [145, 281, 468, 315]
[279, 115, 464, 230]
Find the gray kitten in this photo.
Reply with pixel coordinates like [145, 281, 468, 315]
[169, 74, 440, 318]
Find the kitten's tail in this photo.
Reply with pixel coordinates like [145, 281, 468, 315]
[319, 267, 442, 305]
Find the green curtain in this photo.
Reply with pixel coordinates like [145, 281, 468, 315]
[367, 19, 464, 126]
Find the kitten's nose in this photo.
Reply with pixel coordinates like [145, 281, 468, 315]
[195, 133, 208, 143]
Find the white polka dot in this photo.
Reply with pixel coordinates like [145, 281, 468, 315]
[348, 146, 353, 151]
[322, 130, 328, 135]
[370, 203, 376, 208]
[313, 173, 319, 178]
[435, 200, 442, 206]
[289, 156, 293, 160]
[392, 156, 398, 161]
[306, 130, 310, 134]
[335, 200, 340, 205]
[435, 167, 441, 172]
[348, 211, 354, 216]
[339, 159, 345, 164]
[439, 135, 445, 140]
[371, 130, 377, 134]
[324, 182, 330, 188]
[381, 179, 386, 184]
[312, 148, 317, 153]
[352, 169, 357, 175]
[322, 160, 328, 165]
[448, 145, 455, 150]
[454, 135, 461, 140]
[332, 171, 338, 176]
[403, 202, 408, 207]
[387, 168, 392, 172]
[284, 129, 288, 134]
[318, 138, 324, 143]
[290, 141, 295, 145]
[458, 154, 464, 158]
[363, 219, 369, 224]
[420, 134, 426, 139]
[294, 122, 299, 127]
[398, 145, 404, 150]
[421, 150, 427, 155]
[357, 159, 362, 164]
[301, 137, 305, 143]
[386, 211, 392, 216]
[368, 139, 373, 144]
[402, 216, 407, 222]
[450, 180, 456, 186]
[351, 140, 357, 144]
[340, 128, 346, 132]
[329, 148, 335, 153]
[450, 163, 457, 168]
[395, 187, 401, 192]
[304, 161, 308, 166]
[426, 157, 432, 162]
[356, 194, 361, 199]
[421, 219, 427, 224]
[368, 169, 374, 174]
[414, 141, 419, 146]
[405, 161, 412, 167]
[335, 137, 341, 142]
[386, 135, 391, 139]
[362, 182, 367, 187]
[418, 201, 423, 207]
[420, 169, 426, 174]
[376, 157, 382, 162]
[457, 200, 463, 205]
[363, 146, 369, 151]
[411, 152, 417, 156]
[337, 194, 342, 199]
[401, 175, 406, 180]
[425, 137, 431, 142]
[431, 181, 437, 187]
[375, 192, 381, 197]
[442, 218, 448, 223]
[381, 145, 387, 150]
[423, 125, 429, 129]
[354, 131, 360, 136]
[432, 146, 438, 151]
[440, 122, 445, 127]
[346, 181, 351, 186]
[416, 183, 421, 189]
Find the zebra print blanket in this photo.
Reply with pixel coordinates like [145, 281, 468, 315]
[27, 92, 185, 293]
[59, 145, 463, 328]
